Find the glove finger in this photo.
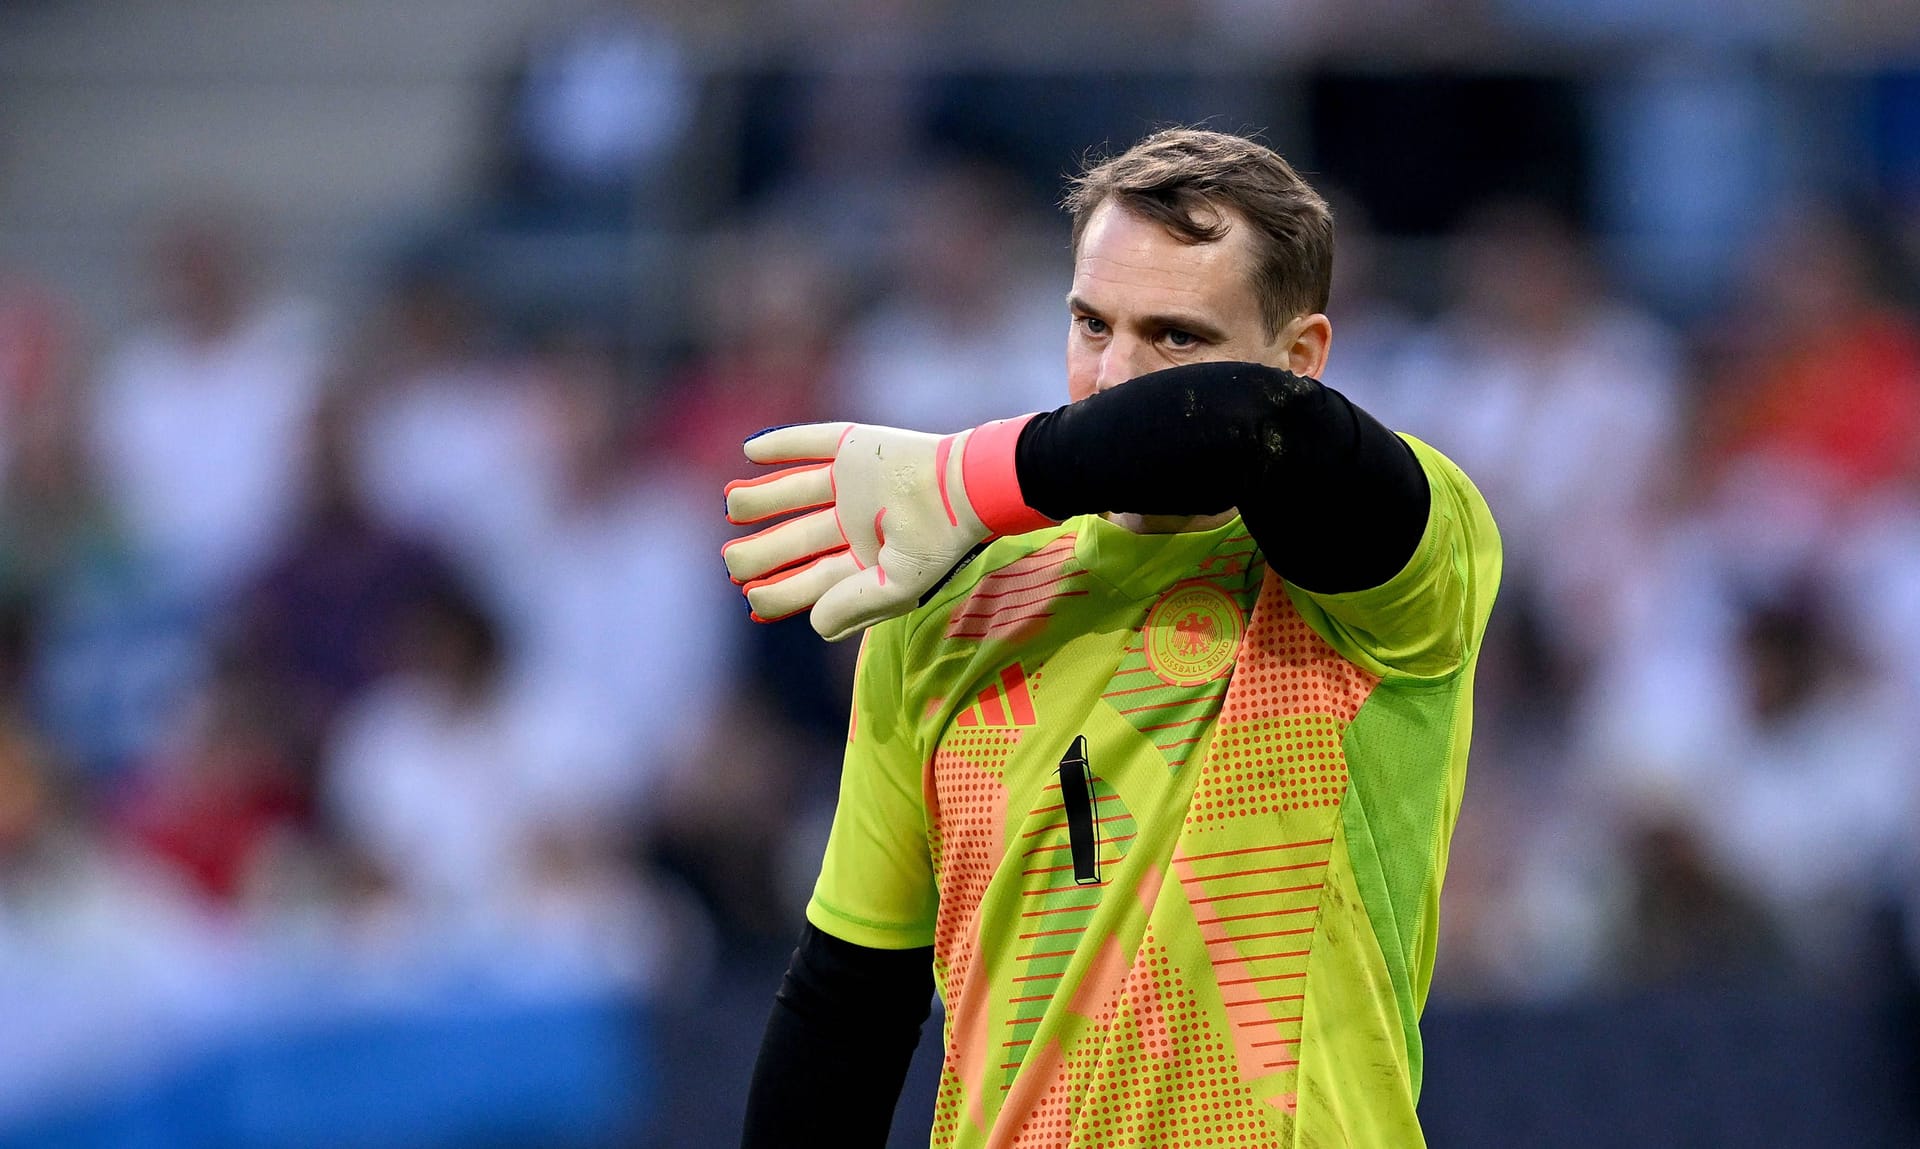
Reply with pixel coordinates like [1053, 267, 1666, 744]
[810, 558, 915, 643]
[744, 549, 860, 623]
[743, 422, 854, 466]
[725, 462, 834, 525]
[722, 506, 848, 585]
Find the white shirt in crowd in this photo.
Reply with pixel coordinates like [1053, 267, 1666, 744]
[350, 362, 558, 592]
[489, 473, 732, 814]
[89, 299, 324, 603]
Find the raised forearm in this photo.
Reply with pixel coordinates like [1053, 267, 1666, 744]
[1015, 361, 1430, 593]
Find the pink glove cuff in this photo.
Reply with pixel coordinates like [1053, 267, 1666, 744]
[963, 414, 1059, 537]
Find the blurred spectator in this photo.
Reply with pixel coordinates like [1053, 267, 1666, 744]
[664, 227, 856, 753]
[0, 708, 256, 1132]
[1828, 499, 1920, 722]
[108, 657, 306, 909]
[1593, 55, 1788, 316]
[489, 333, 735, 816]
[1389, 200, 1683, 675]
[1588, 590, 1915, 979]
[835, 158, 1066, 430]
[1439, 747, 1789, 999]
[1611, 810, 1788, 987]
[1433, 780, 1626, 1002]
[1697, 597, 1914, 974]
[1695, 207, 1920, 525]
[86, 206, 325, 607]
[324, 578, 538, 930]
[662, 226, 849, 487]
[0, 274, 71, 517]
[0, 710, 214, 1039]
[324, 576, 678, 992]
[746, 2, 929, 281]
[653, 691, 833, 945]
[229, 396, 465, 776]
[496, 0, 697, 228]
[11, 371, 198, 780]
[1316, 190, 1420, 410]
[0, 370, 114, 605]
[347, 264, 557, 595]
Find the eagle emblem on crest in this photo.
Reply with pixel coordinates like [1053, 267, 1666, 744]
[1174, 611, 1217, 656]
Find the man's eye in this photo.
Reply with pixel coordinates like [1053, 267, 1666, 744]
[1164, 329, 1199, 349]
[1077, 316, 1108, 336]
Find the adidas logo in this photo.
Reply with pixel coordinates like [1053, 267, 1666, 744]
[955, 663, 1038, 728]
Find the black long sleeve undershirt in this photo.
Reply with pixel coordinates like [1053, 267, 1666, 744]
[741, 923, 935, 1148]
[1015, 361, 1429, 594]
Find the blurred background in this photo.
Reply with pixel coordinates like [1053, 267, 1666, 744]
[0, 0, 1918, 1145]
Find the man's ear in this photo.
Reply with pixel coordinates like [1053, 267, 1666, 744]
[1279, 313, 1332, 379]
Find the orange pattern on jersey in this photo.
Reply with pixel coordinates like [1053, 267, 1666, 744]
[934, 560, 1390, 1146]
[928, 743, 1011, 1138]
[1165, 570, 1379, 1111]
[946, 535, 1089, 642]
[995, 931, 1278, 1147]
[1218, 569, 1379, 727]
[930, 656, 1062, 1141]
[992, 779, 1135, 1098]
[1175, 842, 1322, 1088]
[979, 572, 1382, 1144]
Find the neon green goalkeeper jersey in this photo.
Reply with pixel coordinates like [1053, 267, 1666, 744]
[808, 436, 1501, 1148]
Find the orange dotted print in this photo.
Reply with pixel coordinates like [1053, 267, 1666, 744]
[1185, 573, 1375, 834]
[1217, 571, 1378, 728]
[929, 744, 1011, 997]
[996, 934, 1285, 1147]
[1187, 714, 1351, 829]
[929, 713, 1027, 1146]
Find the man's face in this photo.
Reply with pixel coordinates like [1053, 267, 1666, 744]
[1067, 200, 1312, 402]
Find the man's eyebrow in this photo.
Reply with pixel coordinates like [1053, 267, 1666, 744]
[1065, 295, 1230, 341]
[1140, 312, 1230, 341]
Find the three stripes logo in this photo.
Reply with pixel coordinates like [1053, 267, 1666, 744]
[954, 662, 1038, 728]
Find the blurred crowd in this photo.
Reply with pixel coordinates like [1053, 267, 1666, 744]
[2, 0, 1920, 1126]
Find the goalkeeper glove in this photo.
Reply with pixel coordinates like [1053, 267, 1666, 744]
[722, 415, 1056, 642]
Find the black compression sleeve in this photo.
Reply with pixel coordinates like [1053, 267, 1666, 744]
[741, 923, 936, 1149]
[1013, 361, 1429, 594]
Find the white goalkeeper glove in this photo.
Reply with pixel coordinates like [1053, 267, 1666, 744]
[722, 415, 1056, 642]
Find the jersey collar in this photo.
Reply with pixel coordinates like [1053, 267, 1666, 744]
[1073, 512, 1247, 599]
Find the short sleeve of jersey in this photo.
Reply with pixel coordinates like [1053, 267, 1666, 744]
[1291, 434, 1502, 679]
[806, 617, 940, 949]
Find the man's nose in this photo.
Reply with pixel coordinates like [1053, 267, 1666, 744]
[1095, 337, 1151, 393]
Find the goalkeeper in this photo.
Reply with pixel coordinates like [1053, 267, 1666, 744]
[729, 128, 1501, 1148]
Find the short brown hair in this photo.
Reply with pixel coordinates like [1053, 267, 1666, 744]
[1063, 128, 1334, 337]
